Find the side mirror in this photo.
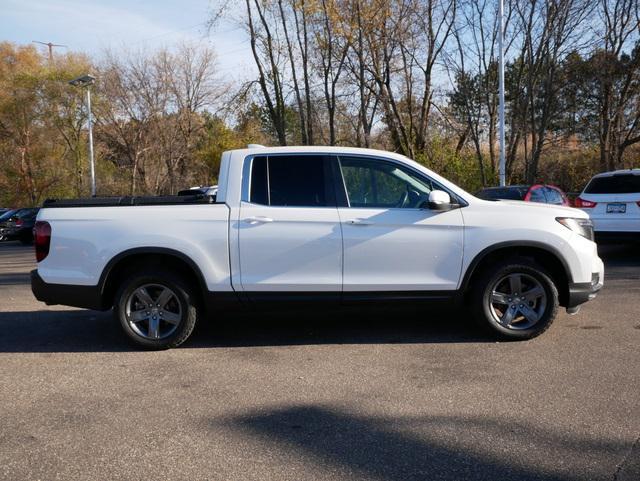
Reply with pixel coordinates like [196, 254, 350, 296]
[427, 190, 452, 211]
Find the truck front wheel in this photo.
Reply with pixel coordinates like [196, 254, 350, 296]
[114, 269, 198, 349]
[471, 258, 559, 340]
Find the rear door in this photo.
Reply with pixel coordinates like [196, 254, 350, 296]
[335, 155, 464, 292]
[237, 154, 343, 294]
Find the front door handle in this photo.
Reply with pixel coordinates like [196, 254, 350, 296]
[244, 216, 274, 224]
[347, 219, 373, 225]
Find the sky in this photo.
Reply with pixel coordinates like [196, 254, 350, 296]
[2, 0, 255, 77]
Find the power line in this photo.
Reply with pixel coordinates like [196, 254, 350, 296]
[128, 23, 244, 47]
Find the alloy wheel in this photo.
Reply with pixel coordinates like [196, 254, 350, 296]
[124, 283, 183, 340]
[488, 273, 547, 330]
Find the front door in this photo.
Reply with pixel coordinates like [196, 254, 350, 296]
[336, 156, 464, 292]
[238, 154, 343, 293]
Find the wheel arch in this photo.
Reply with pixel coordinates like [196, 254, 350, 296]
[461, 241, 572, 307]
[99, 247, 208, 309]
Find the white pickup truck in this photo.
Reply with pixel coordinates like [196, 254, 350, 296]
[31, 146, 604, 349]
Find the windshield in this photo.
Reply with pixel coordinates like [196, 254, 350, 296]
[0, 209, 17, 221]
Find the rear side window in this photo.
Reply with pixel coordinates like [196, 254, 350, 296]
[528, 187, 547, 203]
[585, 174, 640, 194]
[249, 156, 268, 205]
[248, 155, 333, 207]
[545, 187, 564, 205]
[15, 209, 37, 219]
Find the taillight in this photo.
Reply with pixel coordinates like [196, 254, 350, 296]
[34, 221, 51, 262]
[575, 197, 597, 208]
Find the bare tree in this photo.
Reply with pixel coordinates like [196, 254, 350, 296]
[245, 0, 289, 145]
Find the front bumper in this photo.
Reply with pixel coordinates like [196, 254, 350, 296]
[566, 272, 603, 308]
[31, 269, 105, 310]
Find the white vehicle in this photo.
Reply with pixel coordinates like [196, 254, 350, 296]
[575, 169, 640, 242]
[31, 146, 604, 349]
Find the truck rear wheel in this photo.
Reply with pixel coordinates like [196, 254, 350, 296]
[114, 269, 198, 349]
[471, 258, 559, 340]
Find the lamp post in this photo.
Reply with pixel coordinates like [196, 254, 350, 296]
[69, 74, 97, 197]
[498, 0, 506, 187]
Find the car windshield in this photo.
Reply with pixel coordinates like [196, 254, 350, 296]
[585, 174, 640, 194]
[476, 187, 527, 201]
[0, 209, 20, 221]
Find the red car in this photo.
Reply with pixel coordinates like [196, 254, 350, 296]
[475, 184, 571, 206]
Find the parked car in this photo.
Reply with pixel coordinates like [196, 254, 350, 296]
[476, 184, 570, 206]
[31, 146, 603, 349]
[575, 169, 640, 242]
[0, 208, 14, 216]
[0, 208, 40, 244]
[0, 209, 18, 240]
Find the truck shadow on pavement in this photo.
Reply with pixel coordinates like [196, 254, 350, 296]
[218, 405, 628, 481]
[0, 307, 494, 353]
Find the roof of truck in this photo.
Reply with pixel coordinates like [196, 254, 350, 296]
[229, 145, 412, 161]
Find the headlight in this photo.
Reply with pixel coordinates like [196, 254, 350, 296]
[556, 217, 594, 241]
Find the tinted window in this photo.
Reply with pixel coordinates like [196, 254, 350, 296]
[528, 187, 547, 203]
[585, 174, 640, 194]
[248, 155, 331, 207]
[249, 156, 268, 205]
[476, 187, 526, 200]
[16, 208, 38, 219]
[339, 157, 434, 208]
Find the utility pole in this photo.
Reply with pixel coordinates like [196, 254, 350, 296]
[498, 0, 506, 186]
[69, 74, 97, 197]
[33, 41, 67, 62]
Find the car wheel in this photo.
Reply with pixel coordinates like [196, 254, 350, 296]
[471, 258, 559, 340]
[114, 269, 198, 349]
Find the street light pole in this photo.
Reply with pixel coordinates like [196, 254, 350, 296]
[69, 74, 97, 197]
[498, 0, 506, 187]
[85, 86, 96, 197]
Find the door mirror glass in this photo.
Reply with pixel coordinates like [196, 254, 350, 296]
[427, 190, 451, 211]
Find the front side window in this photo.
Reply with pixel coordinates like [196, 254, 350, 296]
[248, 155, 333, 207]
[339, 157, 435, 209]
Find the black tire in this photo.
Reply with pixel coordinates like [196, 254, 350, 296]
[114, 268, 199, 350]
[470, 257, 559, 340]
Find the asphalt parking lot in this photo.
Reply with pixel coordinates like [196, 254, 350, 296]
[0, 242, 638, 481]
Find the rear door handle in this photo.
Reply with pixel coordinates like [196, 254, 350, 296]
[347, 219, 373, 225]
[244, 216, 274, 224]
